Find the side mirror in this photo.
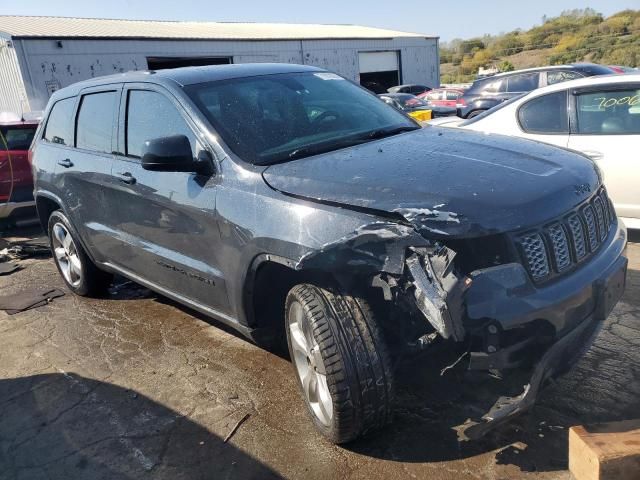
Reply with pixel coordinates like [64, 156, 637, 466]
[141, 135, 195, 172]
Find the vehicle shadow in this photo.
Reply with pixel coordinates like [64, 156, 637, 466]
[0, 373, 281, 479]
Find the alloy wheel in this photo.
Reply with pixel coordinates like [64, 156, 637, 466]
[51, 222, 83, 287]
[288, 300, 333, 426]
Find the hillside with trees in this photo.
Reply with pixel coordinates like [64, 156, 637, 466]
[440, 9, 640, 84]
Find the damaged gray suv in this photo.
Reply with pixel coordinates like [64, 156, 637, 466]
[32, 64, 627, 443]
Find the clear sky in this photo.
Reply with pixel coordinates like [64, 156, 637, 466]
[1, 0, 637, 41]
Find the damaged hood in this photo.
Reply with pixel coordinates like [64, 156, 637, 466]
[262, 127, 601, 237]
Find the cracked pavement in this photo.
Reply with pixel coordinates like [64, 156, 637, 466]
[0, 229, 638, 479]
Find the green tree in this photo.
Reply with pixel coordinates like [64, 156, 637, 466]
[499, 61, 515, 72]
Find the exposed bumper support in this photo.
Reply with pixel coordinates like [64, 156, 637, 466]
[459, 254, 627, 440]
[460, 312, 603, 440]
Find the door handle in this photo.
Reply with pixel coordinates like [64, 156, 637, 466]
[57, 159, 73, 168]
[115, 171, 136, 185]
[583, 150, 604, 161]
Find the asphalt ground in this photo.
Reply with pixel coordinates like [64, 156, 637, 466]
[0, 227, 638, 480]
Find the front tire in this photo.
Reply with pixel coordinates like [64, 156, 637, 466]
[285, 283, 394, 443]
[48, 210, 112, 296]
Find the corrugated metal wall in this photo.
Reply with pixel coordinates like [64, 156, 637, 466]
[16, 37, 439, 111]
[0, 39, 29, 115]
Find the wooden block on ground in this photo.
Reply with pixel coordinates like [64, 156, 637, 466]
[569, 420, 640, 480]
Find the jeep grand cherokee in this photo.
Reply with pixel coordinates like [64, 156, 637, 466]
[31, 64, 627, 443]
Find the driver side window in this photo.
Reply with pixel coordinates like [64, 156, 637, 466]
[126, 90, 197, 159]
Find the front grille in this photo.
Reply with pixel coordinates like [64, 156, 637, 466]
[517, 188, 615, 283]
[547, 223, 571, 272]
[520, 233, 550, 280]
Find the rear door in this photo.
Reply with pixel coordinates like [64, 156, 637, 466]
[505, 72, 541, 99]
[55, 85, 123, 261]
[110, 83, 228, 312]
[568, 84, 640, 221]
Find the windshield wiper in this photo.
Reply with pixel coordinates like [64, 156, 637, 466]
[281, 126, 419, 161]
[287, 137, 364, 160]
[363, 125, 420, 140]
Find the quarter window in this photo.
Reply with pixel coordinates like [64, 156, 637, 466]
[445, 91, 461, 101]
[76, 91, 117, 153]
[507, 73, 539, 93]
[518, 91, 569, 134]
[43, 97, 76, 146]
[126, 90, 196, 158]
[576, 89, 640, 135]
[547, 70, 582, 86]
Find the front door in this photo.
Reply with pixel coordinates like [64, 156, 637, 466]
[568, 85, 640, 222]
[110, 85, 229, 312]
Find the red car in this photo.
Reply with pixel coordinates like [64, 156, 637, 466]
[1, 118, 39, 221]
[609, 65, 637, 74]
[418, 88, 465, 107]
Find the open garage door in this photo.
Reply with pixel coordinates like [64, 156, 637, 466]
[146, 56, 232, 70]
[358, 51, 400, 94]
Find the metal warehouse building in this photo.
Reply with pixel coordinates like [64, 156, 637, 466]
[0, 15, 439, 114]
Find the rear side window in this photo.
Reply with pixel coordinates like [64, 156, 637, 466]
[518, 91, 569, 134]
[576, 89, 640, 135]
[445, 90, 461, 100]
[76, 91, 117, 153]
[125, 90, 196, 158]
[547, 70, 583, 86]
[1, 127, 37, 150]
[43, 97, 75, 145]
[507, 73, 539, 93]
[481, 78, 505, 94]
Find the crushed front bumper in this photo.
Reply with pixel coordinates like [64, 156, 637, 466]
[458, 232, 628, 440]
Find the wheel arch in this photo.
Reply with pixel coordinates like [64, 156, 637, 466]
[36, 192, 100, 267]
[35, 192, 64, 234]
[243, 253, 333, 331]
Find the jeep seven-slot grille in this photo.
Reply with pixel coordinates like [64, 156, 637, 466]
[517, 189, 615, 282]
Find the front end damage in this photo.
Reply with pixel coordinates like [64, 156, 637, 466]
[294, 212, 628, 440]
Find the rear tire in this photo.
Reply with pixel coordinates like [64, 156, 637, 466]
[466, 109, 485, 119]
[48, 210, 112, 296]
[285, 283, 394, 443]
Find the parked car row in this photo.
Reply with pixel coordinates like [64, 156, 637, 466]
[378, 93, 434, 121]
[455, 63, 617, 119]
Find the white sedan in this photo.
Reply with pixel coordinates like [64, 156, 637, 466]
[431, 74, 640, 229]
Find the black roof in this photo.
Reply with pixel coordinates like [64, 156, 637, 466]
[474, 63, 614, 83]
[49, 63, 325, 99]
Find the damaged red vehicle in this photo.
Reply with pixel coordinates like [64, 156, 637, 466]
[32, 64, 627, 444]
[0, 118, 38, 222]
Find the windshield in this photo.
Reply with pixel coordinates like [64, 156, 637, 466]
[185, 72, 419, 165]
